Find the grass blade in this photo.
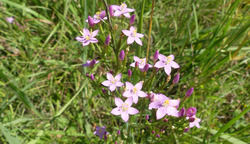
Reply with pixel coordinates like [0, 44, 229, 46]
[0, 122, 21, 144]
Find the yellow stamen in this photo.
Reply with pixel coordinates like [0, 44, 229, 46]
[132, 30, 137, 37]
[85, 36, 90, 40]
[133, 87, 137, 93]
[99, 129, 102, 132]
[80, 31, 84, 36]
[163, 99, 169, 107]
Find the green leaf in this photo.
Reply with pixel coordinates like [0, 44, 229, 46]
[0, 122, 21, 144]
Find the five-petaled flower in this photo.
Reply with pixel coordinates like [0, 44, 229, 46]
[130, 56, 153, 70]
[123, 82, 148, 104]
[122, 26, 144, 46]
[111, 97, 139, 122]
[101, 73, 124, 92]
[75, 28, 99, 46]
[86, 11, 107, 24]
[154, 54, 180, 75]
[94, 126, 109, 139]
[112, 3, 135, 18]
[186, 115, 201, 128]
[82, 59, 99, 67]
[149, 94, 180, 119]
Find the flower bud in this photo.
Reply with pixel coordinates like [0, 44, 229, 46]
[86, 73, 89, 77]
[178, 108, 186, 117]
[89, 59, 96, 67]
[135, 61, 139, 68]
[186, 107, 197, 117]
[128, 69, 132, 77]
[189, 117, 195, 122]
[102, 88, 107, 93]
[143, 64, 149, 72]
[184, 128, 190, 132]
[109, 5, 114, 17]
[87, 16, 94, 27]
[163, 118, 168, 122]
[145, 115, 149, 120]
[130, 14, 135, 24]
[173, 74, 180, 84]
[119, 50, 125, 60]
[115, 142, 117, 144]
[117, 130, 121, 135]
[152, 131, 155, 134]
[105, 35, 110, 45]
[110, 70, 113, 75]
[156, 134, 160, 138]
[90, 74, 95, 81]
[185, 87, 194, 97]
[153, 50, 159, 60]
[99, 11, 106, 19]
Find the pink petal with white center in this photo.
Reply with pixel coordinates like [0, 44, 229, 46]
[166, 107, 179, 117]
[137, 91, 147, 97]
[93, 19, 100, 24]
[125, 98, 133, 107]
[109, 84, 116, 91]
[170, 61, 180, 68]
[122, 30, 131, 36]
[115, 97, 123, 107]
[123, 12, 130, 18]
[156, 107, 167, 120]
[82, 41, 90, 46]
[126, 8, 135, 12]
[132, 95, 138, 104]
[115, 73, 122, 81]
[133, 56, 141, 62]
[154, 61, 165, 68]
[114, 10, 123, 17]
[123, 91, 132, 98]
[135, 82, 143, 90]
[121, 112, 129, 122]
[83, 28, 90, 36]
[111, 5, 120, 10]
[130, 62, 135, 67]
[101, 80, 111, 86]
[149, 101, 161, 109]
[158, 54, 167, 61]
[190, 122, 195, 128]
[89, 38, 98, 43]
[169, 100, 180, 107]
[136, 33, 144, 38]
[128, 107, 139, 115]
[75, 36, 85, 42]
[125, 82, 134, 90]
[139, 64, 145, 69]
[168, 55, 174, 60]
[106, 73, 113, 80]
[164, 65, 171, 75]
[127, 36, 135, 44]
[91, 30, 99, 37]
[134, 37, 143, 46]
[111, 108, 122, 115]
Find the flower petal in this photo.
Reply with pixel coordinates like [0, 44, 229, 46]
[111, 108, 122, 115]
[128, 107, 139, 115]
[115, 97, 123, 107]
[134, 37, 143, 46]
[158, 54, 167, 61]
[154, 61, 165, 68]
[111, 5, 120, 10]
[164, 65, 171, 75]
[91, 30, 99, 37]
[83, 28, 90, 36]
[130, 62, 135, 67]
[166, 107, 179, 117]
[127, 36, 135, 44]
[189, 122, 195, 128]
[130, 26, 136, 32]
[115, 73, 122, 81]
[170, 61, 180, 68]
[137, 91, 148, 97]
[156, 107, 167, 120]
[169, 100, 180, 107]
[122, 30, 131, 36]
[133, 56, 141, 62]
[126, 8, 135, 12]
[109, 84, 116, 91]
[123, 12, 130, 18]
[82, 41, 90, 46]
[132, 95, 138, 104]
[116, 82, 124, 87]
[114, 10, 123, 17]
[121, 112, 129, 122]
[75, 36, 85, 42]
[89, 38, 98, 43]
[125, 82, 134, 90]
[136, 33, 144, 38]
[125, 97, 133, 107]
[101, 80, 111, 87]
[123, 91, 132, 97]
[107, 73, 113, 80]
[135, 82, 142, 90]
[149, 101, 161, 109]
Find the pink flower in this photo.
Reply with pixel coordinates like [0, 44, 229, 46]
[6, 17, 14, 23]
[112, 3, 135, 18]
[122, 26, 144, 46]
[149, 94, 180, 119]
[154, 54, 180, 75]
[186, 115, 201, 128]
[123, 82, 147, 104]
[111, 97, 139, 122]
[101, 73, 124, 92]
[94, 126, 109, 139]
[130, 56, 153, 70]
[75, 28, 99, 46]
[149, 93, 165, 110]
[82, 59, 99, 67]
[85, 11, 107, 24]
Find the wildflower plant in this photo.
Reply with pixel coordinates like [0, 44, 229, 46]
[75, 1, 201, 143]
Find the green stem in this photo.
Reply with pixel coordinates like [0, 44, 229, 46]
[146, 0, 155, 63]
[136, 0, 146, 57]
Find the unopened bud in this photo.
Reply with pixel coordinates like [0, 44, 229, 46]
[90, 74, 95, 81]
[186, 107, 197, 117]
[89, 59, 96, 67]
[102, 88, 107, 93]
[143, 64, 149, 72]
[153, 50, 159, 60]
[185, 87, 194, 97]
[130, 14, 135, 24]
[105, 35, 111, 45]
[173, 74, 180, 84]
[189, 117, 195, 122]
[146, 115, 149, 120]
[88, 16, 94, 27]
[152, 130, 155, 134]
[156, 134, 160, 138]
[184, 127, 190, 132]
[164, 118, 168, 122]
[178, 108, 186, 117]
[110, 70, 114, 75]
[135, 61, 139, 68]
[117, 130, 121, 135]
[128, 69, 132, 77]
[119, 50, 125, 60]
[86, 73, 89, 77]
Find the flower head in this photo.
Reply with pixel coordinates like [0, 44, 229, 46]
[112, 3, 135, 18]
[111, 97, 139, 122]
[6, 17, 14, 24]
[149, 94, 180, 119]
[82, 59, 99, 67]
[75, 28, 99, 46]
[130, 56, 153, 70]
[154, 54, 180, 75]
[85, 11, 107, 24]
[87, 16, 95, 27]
[186, 115, 201, 128]
[122, 26, 144, 46]
[123, 81, 147, 104]
[94, 126, 109, 139]
[101, 73, 124, 92]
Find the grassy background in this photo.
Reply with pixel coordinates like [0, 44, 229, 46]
[0, 0, 249, 143]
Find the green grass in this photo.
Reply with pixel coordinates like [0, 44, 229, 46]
[0, 0, 249, 143]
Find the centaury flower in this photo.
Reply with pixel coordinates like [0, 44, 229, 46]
[101, 73, 124, 92]
[85, 11, 107, 24]
[154, 54, 180, 75]
[94, 126, 109, 139]
[130, 56, 152, 70]
[82, 59, 99, 67]
[75, 28, 99, 46]
[111, 97, 139, 122]
[123, 82, 147, 104]
[187, 115, 201, 128]
[112, 3, 135, 18]
[149, 94, 180, 119]
[122, 26, 144, 46]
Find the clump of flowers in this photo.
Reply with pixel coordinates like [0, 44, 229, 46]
[75, 2, 201, 143]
